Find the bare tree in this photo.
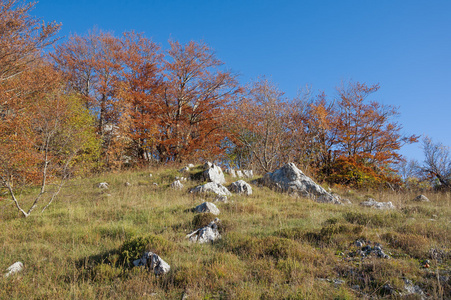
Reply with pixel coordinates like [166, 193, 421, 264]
[420, 136, 450, 189]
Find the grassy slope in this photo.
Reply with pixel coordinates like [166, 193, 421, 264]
[0, 167, 449, 299]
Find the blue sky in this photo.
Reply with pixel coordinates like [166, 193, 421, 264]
[33, 0, 450, 161]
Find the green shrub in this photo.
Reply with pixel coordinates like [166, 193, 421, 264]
[192, 212, 216, 229]
[119, 234, 176, 266]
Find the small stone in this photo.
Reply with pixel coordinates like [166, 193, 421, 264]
[98, 182, 109, 189]
[124, 182, 131, 187]
[188, 164, 195, 168]
[179, 166, 190, 173]
[4, 262, 23, 277]
[149, 174, 153, 178]
[355, 241, 363, 247]
[413, 194, 430, 202]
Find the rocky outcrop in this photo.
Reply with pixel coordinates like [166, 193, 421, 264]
[194, 202, 220, 215]
[186, 218, 221, 243]
[260, 163, 341, 204]
[133, 252, 170, 275]
[203, 163, 226, 184]
[360, 198, 395, 209]
[229, 180, 252, 195]
[190, 182, 232, 197]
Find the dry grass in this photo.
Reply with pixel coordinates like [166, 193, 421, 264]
[0, 167, 450, 299]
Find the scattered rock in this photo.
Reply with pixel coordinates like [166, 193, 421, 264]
[243, 170, 254, 178]
[153, 183, 158, 186]
[259, 163, 342, 204]
[149, 174, 153, 178]
[340, 198, 352, 205]
[133, 252, 170, 275]
[179, 166, 190, 173]
[413, 194, 430, 202]
[203, 164, 226, 184]
[403, 279, 426, 299]
[347, 240, 391, 259]
[236, 170, 244, 178]
[171, 180, 184, 190]
[186, 218, 221, 243]
[203, 162, 213, 170]
[228, 180, 252, 195]
[188, 163, 195, 168]
[360, 198, 395, 209]
[124, 182, 131, 187]
[190, 182, 232, 197]
[224, 168, 236, 178]
[194, 202, 220, 215]
[4, 262, 23, 277]
[98, 182, 109, 189]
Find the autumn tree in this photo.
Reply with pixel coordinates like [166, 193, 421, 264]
[230, 78, 297, 172]
[325, 82, 418, 187]
[153, 40, 241, 162]
[116, 32, 163, 164]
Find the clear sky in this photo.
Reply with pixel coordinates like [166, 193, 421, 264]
[32, 0, 450, 161]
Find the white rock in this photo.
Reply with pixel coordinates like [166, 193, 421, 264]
[243, 170, 254, 178]
[171, 180, 184, 190]
[149, 174, 153, 178]
[188, 164, 195, 168]
[225, 168, 237, 178]
[203, 162, 213, 170]
[229, 180, 252, 195]
[194, 202, 220, 215]
[413, 194, 430, 202]
[98, 182, 109, 189]
[124, 182, 131, 187]
[186, 218, 221, 243]
[360, 198, 395, 209]
[190, 182, 232, 196]
[4, 262, 23, 277]
[133, 252, 170, 275]
[236, 170, 243, 178]
[260, 163, 342, 204]
[203, 164, 226, 184]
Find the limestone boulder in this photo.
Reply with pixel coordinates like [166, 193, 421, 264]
[203, 164, 226, 184]
[229, 180, 252, 195]
[133, 252, 170, 275]
[260, 163, 342, 204]
[194, 202, 220, 215]
[190, 182, 232, 197]
[186, 218, 221, 243]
